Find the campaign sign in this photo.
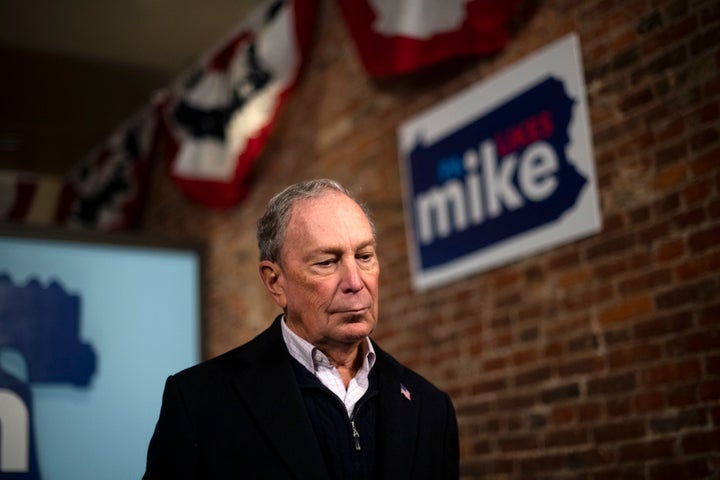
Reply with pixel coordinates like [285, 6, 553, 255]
[398, 34, 601, 291]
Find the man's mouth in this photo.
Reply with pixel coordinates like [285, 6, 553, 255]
[332, 306, 370, 315]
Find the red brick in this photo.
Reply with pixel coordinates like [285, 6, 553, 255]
[628, 205, 651, 224]
[594, 420, 645, 443]
[652, 162, 687, 190]
[634, 311, 693, 339]
[470, 377, 507, 395]
[559, 266, 594, 288]
[607, 396, 633, 417]
[707, 354, 720, 375]
[637, 221, 671, 244]
[511, 348, 538, 366]
[641, 14, 697, 56]
[564, 284, 616, 312]
[634, 390, 665, 412]
[682, 180, 712, 206]
[455, 400, 491, 417]
[712, 406, 720, 426]
[671, 206, 708, 229]
[648, 458, 712, 480]
[594, 467, 644, 480]
[599, 295, 654, 324]
[609, 343, 664, 369]
[493, 268, 524, 290]
[594, 256, 628, 278]
[558, 356, 605, 377]
[682, 430, 720, 454]
[619, 86, 655, 112]
[544, 341, 564, 358]
[497, 434, 537, 452]
[691, 144, 720, 175]
[588, 372, 637, 396]
[618, 268, 672, 294]
[689, 99, 720, 126]
[545, 428, 588, 448]
[587, 233, 637, 260]
[699, 379, 720, 401]
[577, 404, 602, 424]
[602, 212, 626, 234]
[667, 384, 699, 407]
[667, 328, 720, 356]
[551, 404, 575, 424]
[650, 407, 708, 433]
[640, 358, 702, 387]
[567, 332, 599, 352]
[709, 198, 720, 219]
[654, 237, 685, 262]
[482, 356, 506, 372]
[690, 127, 720, 153]
[542, 383, 581, 404]
[495, 393, 535, 411]
[470, 439, 491, 455]
[547, 248, 581, 270]
[654, 139, 688, 168]
[619, 438, 674, 461]
[656, 279, 718, 310]
[518, 452, 565, 474]
[675, 250, 720, 280]
[688, 224, 720, 253]
[690, 24, 720, 55]
[654, 116, 686, 142]
[652, 192, 681, 218]
[514, 366, 552, 387]
[605, 327, 633, 346]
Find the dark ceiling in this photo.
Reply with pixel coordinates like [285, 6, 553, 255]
[0, 0, 263, 176]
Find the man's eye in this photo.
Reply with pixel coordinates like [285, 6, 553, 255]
[316, 259, 336, 267]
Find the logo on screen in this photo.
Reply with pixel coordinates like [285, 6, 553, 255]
[0, 274, 97, 479]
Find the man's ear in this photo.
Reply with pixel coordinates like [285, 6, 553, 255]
[259, 260, 287, 309]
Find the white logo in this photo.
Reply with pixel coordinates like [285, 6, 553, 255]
[368, 0, 470, 39]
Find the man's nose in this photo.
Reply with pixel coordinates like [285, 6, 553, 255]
[340, 260, 364, 293]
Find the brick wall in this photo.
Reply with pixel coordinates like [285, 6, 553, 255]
[141, 0, 720, 478]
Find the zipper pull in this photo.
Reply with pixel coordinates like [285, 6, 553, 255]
[351, 420, 361, 451]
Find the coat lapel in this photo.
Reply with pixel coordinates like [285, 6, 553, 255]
[230, 318, 331, 480]
[374, 348, 420, 479]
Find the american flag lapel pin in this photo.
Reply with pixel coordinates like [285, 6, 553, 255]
[400, 383, 412, 401]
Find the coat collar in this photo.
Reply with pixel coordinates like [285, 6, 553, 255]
[228, 316, 420, 478]
[230, 316, 331, 480]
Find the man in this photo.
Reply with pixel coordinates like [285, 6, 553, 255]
[143, 179, 459, 479]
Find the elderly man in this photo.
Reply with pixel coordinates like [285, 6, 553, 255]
[143, 179, 459, 479]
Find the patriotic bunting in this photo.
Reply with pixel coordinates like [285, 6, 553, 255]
[158, 0, 318, 209]
[1, 0, 527, 228]
[335, 0, 522, 77]
[0, 108, 157, 231]
[0, 171, 63, 225]
[59, 108, 158, 230]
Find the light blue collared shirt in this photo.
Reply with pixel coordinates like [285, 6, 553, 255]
[281, 317, 376, 417]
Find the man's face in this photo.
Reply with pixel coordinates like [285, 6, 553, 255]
[263, 191, 379, 350]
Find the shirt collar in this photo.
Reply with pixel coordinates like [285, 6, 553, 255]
[280, 315, 376, 375]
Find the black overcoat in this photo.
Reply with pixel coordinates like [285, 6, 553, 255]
[143, 316, 459, 479]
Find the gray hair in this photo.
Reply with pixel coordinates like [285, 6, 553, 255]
[256, 179, 376, 263]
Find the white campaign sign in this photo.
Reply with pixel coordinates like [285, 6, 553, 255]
[398, 33, 602, 291]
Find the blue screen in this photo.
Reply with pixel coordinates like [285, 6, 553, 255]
[0, 233, 201, 479]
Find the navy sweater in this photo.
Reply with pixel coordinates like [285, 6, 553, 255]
[290, 357, 378, 480]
